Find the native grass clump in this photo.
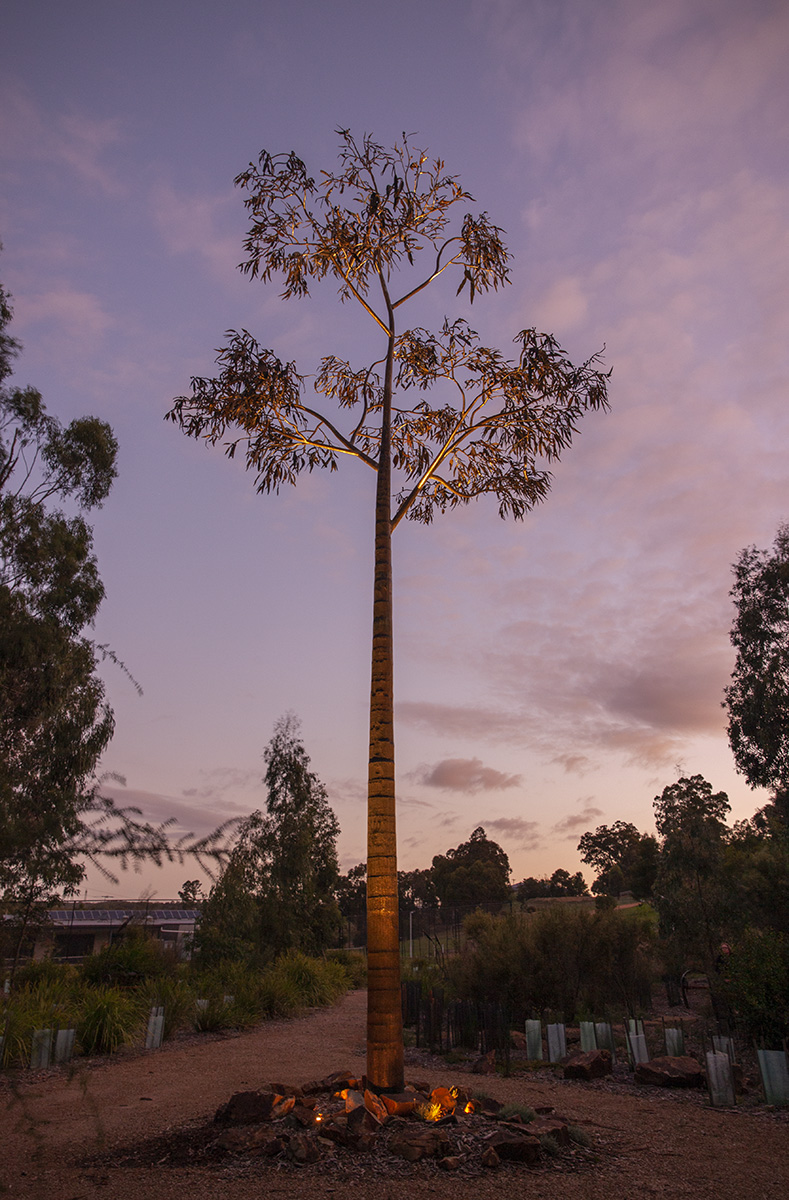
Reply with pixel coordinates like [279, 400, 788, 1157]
[0, 937, 358, 1068]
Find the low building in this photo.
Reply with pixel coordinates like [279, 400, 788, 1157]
[33, 901, 201, 962]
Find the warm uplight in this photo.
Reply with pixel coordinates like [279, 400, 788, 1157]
[464, 1101, 474, 1114]
[417, 1100, 444, 1123]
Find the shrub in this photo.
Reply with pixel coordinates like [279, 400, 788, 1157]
[142, 976, 196, 1040]
[499, 1102, 535, 1123]
[11, 959, 79, 991]
[448, 907, 657, 1021]
[77, 987, 143, 1055]
[723, 928, 789, 1045]
[325, 948, 367, 987]
[270, 951, 348, 1007]
[81, 931, 175, 988]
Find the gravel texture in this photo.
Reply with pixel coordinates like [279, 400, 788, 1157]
[2, 988, 788, 1200]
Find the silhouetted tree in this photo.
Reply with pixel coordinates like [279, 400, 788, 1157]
[198, 715, 340, 964]
[578, 820, 658, 899]
[167, 132, 609, 1089]
[725, 523, 789, 795]
[432, 826, 511, 909]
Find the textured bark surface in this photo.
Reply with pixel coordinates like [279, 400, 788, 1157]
[365, 328, 403, 1091]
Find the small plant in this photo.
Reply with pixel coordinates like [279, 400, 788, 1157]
[143, 976, 195, 1040]
[192, 994, 236, 1033]
[568, 1124, 592, 1147]
[499, 1102, 535, 1123]
[540, 1133, 561, 1157]
[77, 987, 143, 1055]
[81, 931, 174, 988]
[325, 949, 367, 988]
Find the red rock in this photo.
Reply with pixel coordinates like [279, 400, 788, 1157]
[439, 1155, 462, 1170]
[286, 1132, 321, 1164]
[563, 1049, 612, 1080]
[267, 1082, 304, 1098]
[481, 1146, 501, 1168]
[214, 1090, 280, 1125]
[347, 1102, 382, 1136]
[634, 1055, 704, 1088]
[472, 1049, 497, 1074]
[485, 1132, 541, 1165]
[527, 1117, 571, 1147]
[387, 1128, 452, 1162]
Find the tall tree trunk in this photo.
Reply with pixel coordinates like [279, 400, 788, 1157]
[366, 320, 404, 1092]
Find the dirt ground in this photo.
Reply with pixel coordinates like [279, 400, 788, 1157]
[2, 989, 788, 1200]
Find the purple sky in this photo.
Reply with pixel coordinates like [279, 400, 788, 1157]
[2, 0, 788, 900]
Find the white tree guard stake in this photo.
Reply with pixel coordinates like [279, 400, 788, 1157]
[547, 1023, 566, 1062]
[712, 1034, 734, 1058]
[525, 1019, 543, 1060]
[595, 1022, 616, 1062]
[31, 1029, 54, 1069]
[706, 1051, 736, 1107]
[145, 1006, 164, 1050]
[580, 1021, 597, 1052]
[54, 1029, 76, 1064]
[665, 1026, 685, 1056]
[628, 1032, 649, 1066]
[757, 1049, 789, 1106]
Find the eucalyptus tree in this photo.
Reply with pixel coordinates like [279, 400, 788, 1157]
[0, 271, 231, 976]
[725, 523, 789, 796]
[167, 131, 609, 1090]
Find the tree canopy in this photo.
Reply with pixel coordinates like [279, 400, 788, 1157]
[197, 715, 340, 964]
[725, 523, 789, 795]
[0, 270, 229, 960]
[432, 826, 511, 909]
[577, 820, 659, 899]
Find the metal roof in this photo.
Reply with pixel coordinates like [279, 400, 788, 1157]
[48, 909, 200, 925]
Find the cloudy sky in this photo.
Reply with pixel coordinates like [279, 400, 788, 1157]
[2, 0, 787, 899]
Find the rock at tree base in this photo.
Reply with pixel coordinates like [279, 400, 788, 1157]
[286, 1133, 321, 1164]
[528, 1117, 572, 1147]
[563, 1049, 613, 1080]
[634, 1056, 704, 1088]
[484, 1132, 542, 1164]
[214, 1090, 280, 1125]
[388, 1128, 452, 1162]
[481, 1146, 501, 1168]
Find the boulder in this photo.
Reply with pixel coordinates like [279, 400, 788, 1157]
[527, 1117, 572, 1147]
[481, 1146, 501, 1169]
[484, 1132, 541, 1165]
[286, 1133, 321, 1165]
[635, 1056, 704, 1088]
[387, 1127, 452, 1162]
[214, 1090, 280, 1126]
[346, 1102, 382, 1137]
[563, 1049, 613, 1081]
[472, 1049, 497, 1074]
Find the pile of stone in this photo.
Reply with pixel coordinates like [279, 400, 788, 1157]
[211, 1069, 581, 1172]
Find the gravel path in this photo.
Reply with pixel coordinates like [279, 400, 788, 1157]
[2, 989, 788, 1200]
